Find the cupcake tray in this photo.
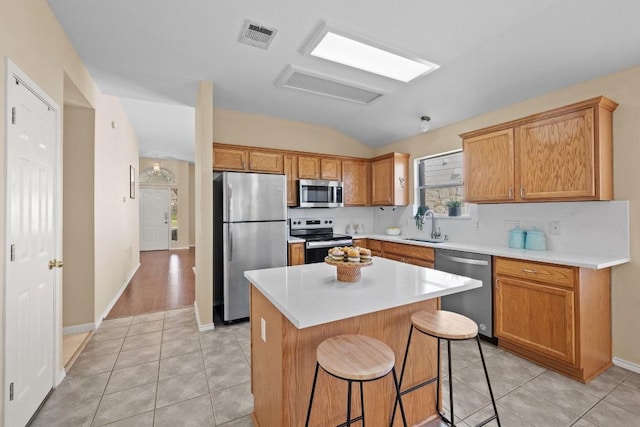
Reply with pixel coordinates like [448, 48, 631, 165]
[324, 257, 372, 283]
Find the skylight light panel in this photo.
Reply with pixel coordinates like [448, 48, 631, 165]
[304, 25, 439, 83]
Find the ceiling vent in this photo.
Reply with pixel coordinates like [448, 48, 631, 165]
[276, 67, 383, 105]
[238, 20, 277, 50]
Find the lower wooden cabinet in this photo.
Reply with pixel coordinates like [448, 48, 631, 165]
[288, 242, 305, 266]
[367, 239, 434, 269]
[352, 238, 367, 248]
[494, 257, 611, 383]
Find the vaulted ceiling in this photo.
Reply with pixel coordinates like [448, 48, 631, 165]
[48, 0, 640, 162]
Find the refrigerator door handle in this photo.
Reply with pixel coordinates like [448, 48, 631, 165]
[228, 227, 233, 262]
[227, 183, 232, 220]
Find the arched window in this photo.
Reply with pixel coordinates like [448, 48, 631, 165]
[139, 167, 177, 184]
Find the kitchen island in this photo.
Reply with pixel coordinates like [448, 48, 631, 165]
[244, 257, 481, 427]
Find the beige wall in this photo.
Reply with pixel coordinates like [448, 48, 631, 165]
[195, 82, 214, 326]
[376, 65, 640, 365]
[1, 1, 141, 413]
[93, 94, 140, 321]
[63, 105, 96, 327]
[139, 158, 191, 249]
[213, 108, 375, 158]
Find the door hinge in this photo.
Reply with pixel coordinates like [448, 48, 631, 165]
[9, 383, 14, 401]
[10, 244, 15, 262]
[11, 107, 16, 124]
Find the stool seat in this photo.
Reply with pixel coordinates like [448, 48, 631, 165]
[411, 310, 478, 340]
[317, 334, 395, 381]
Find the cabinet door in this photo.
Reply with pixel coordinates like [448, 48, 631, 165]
[213, 146, 247, 171]
[284, 155, 298, 206]
[249, 151, 284, 174]
[288, 242, 305, 266]
[298, 156, 321, 179]
[352, 238, 367, 248]
[495, 276, 575, 364]
[405, 257, 434, 269]
[320, 158, 342, 180]
[342, 159, 369, 206]
[463, 129, 514, 202]
[518, 108, 595, 200]
[371, 157, 393, 205]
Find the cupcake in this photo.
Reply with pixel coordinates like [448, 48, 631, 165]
[347, 248, 360, 263]
[331, 248, 345, 262]
[359, 248, 372, 262]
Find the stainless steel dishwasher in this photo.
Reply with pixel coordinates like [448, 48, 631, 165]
[435, 249, 494, 341]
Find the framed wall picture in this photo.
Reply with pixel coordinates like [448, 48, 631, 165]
[130, 165, 136, 199]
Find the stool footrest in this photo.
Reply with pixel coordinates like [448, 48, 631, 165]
[335, 414, 363, 427]
[473, 414, 498, 427]
[399, 376, 438, 396]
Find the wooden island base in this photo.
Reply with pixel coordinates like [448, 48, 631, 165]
[250, 285, 442, 427]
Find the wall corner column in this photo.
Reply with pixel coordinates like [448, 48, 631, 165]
[194, 81, 214, 327]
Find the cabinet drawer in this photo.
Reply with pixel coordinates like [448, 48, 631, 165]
[382, 242, 434, 262]
[495, 257, 575, 289]
[368, 239, 382, 253]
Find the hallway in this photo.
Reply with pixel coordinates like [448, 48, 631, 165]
[107, 248, 196, 319]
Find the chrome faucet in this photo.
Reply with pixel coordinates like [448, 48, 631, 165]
[425, 209, 441, 240]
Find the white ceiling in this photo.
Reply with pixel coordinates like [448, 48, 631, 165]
[48, 0, 640, 162]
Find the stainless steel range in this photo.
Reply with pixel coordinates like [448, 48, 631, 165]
[290, 217, 353, 263]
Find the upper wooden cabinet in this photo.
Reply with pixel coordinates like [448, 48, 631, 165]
[461, 96, 617, 203]
[248, 151, 283, 174]
[297, 156, 321, 179]
[284, 155, 298, 206]
[370, 152, 410, 206]
[464, 129, 515, 202]
[213, 145, 247, 171]
[342, 159, 369, 206]
[213, 144, 283, 174]
[321, 158, 342, 180]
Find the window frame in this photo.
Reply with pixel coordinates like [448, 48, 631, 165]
[414, 149, 468, 217]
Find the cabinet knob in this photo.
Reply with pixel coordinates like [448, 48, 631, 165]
[520, 187, 525, 198]
[522, 268, 537, 273]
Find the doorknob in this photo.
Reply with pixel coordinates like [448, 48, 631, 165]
[48, 259, 63, 270]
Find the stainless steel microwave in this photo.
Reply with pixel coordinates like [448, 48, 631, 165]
[298, 179, 344, 208]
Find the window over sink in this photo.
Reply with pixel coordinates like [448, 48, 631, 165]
[415, 149, 468, 216]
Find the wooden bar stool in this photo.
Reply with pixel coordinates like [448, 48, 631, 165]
[305, 334, 408, 427]
[391, 310, 500, 427]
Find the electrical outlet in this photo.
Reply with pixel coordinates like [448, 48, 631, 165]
[260, 318, 266, 342]
[549, 221, 561, 235]
[504, 220, 521, 231]
[475, 221, 480, 230]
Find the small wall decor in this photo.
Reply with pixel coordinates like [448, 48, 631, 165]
[130, 165, 136, 199]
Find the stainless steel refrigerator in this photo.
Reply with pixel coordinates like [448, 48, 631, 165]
[213, 171, 287, 323]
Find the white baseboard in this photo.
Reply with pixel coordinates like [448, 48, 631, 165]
[63, 323, 95, 335]
[194, 301, 215, 332]
[613, 357, 640, 374]
[95, 262, 141, 328]
[171, 246, 190, 250]
[55, 369, 66, 387]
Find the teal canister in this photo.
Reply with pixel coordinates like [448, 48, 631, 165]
[508, 227, 526, 249]
[525, 227, 546, 250]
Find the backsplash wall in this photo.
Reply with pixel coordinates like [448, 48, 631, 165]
[288, 207, 375, 236]
[374, 201, 629, 258]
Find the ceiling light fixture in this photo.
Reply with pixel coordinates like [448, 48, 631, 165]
[419, 116, 431, 133]
[302, 24, 440, 83]
[153, 162, 161, 172]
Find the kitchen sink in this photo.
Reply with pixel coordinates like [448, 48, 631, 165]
[404, 237, 448, 244]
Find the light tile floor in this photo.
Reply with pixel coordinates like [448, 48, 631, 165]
[31, 307, 640, 426]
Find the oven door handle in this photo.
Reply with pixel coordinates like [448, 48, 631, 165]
[306, 239, 353, 249]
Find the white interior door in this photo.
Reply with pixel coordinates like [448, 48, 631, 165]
[5, 63, 59, 427]
[140, 187, 170, 251]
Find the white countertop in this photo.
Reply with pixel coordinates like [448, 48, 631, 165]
[245, 257, 481, 329]
[357, 234, 628, 269]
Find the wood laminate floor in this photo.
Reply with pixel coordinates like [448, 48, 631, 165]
[107, 248, 195, 319]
